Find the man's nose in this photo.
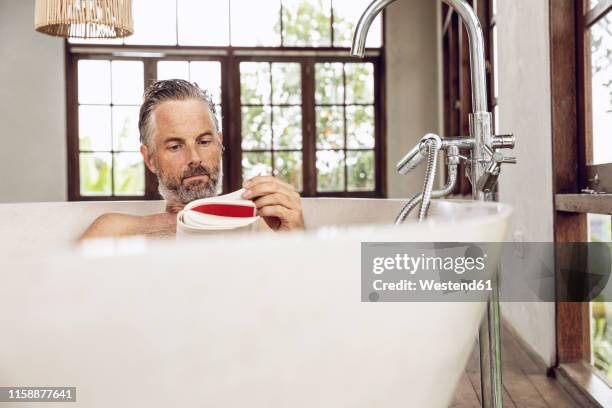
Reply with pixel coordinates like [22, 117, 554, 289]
[186, 142, 201, 165]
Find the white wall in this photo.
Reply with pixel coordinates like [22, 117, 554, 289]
[496, 0, 556, 366]
[0, 0, 67, 203]
[385, 0, 441, 198]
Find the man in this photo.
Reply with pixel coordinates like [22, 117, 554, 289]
[81, 80, 304, 239]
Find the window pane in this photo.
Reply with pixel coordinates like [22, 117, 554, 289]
[112, 106, 141, 151]
[242, 152, 273, 181]
[190, 61, 222, 104]
[272, 63, 302, 105]
[589, 214, 612, 382]
[231, 0, 281, 46]
[241, 62, 271, 105]
[315, 63, 344, 104]
[333, 0, 381, 48]
[282, 0, 332, 47]
[177, 0, 230, 46]
[157, 61, 190, 81]
[124, 0, 177, 45]
[113, 153, 145, 196]
[241, 106, 272, 150]
[112, 61, 144, 105]
[316, 106, 344, 149]
[78, 60, 110, 104]
[347, 150, 375, 191]
[317, 150, 345, 191]
[589, 214, 612, 242]
[346, 105, 375, 148]
[79, 106, 111, 151]
[345, 63, 374, 104]
[588, 13, 612, 164]
[80, 152, 112, 196]
[590, 0, 601, 10]
[273, 106, 302, 149]
[274, 151, 303, 191]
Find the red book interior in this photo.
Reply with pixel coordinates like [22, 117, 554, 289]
[191, 203, 256, 218]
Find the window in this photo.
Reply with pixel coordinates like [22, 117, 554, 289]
[315, 63, 376, 192]
[589, 214, 612, 380]
[582, 0, 612, 383]
[77, 60, 145, 197]
[239, 62, 303, 190]
[585, 2, 612, 165]
[67, 0, 384, 200]
[551, 0, 612, 400]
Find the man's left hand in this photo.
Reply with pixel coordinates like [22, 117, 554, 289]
[241, 175, 305, 231]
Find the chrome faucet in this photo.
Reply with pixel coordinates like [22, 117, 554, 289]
[351, 1, 516, 408]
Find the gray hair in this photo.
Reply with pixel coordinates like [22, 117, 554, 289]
[138, 79, 220, 151]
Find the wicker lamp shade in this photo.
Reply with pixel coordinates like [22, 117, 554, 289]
[34, 0, 133, 39]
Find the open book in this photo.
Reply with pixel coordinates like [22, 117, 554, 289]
[177, 189, 260, 233]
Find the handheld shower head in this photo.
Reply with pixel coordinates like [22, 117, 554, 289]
[396, 133, 441, 175]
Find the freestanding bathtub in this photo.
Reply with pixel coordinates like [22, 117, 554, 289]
[0, 198, 512, 407]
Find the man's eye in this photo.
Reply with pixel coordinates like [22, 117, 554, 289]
[168, 144, 182, 151]
[198, 140, 211, 146]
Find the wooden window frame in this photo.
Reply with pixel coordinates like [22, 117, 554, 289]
[65, 13, 387, 201]
[551, 0, 612, 406]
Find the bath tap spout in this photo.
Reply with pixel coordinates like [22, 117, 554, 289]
[351, 0, 487, 114]
[351, 0, 398, 57]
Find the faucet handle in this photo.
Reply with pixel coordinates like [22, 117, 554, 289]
[476, 149, 516, 193]
[476, 160, 501, 193]
[491, 134, 515, 149]
[491, 150, 516, 165]
[499, 155, 517, 165]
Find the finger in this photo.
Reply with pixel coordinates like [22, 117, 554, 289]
[245, 176, 301, 201]
[256, 204, 289, 220]
[242, 182, 299, 201]
[244, 175, 294, 191]
[253, 192, 297, 211]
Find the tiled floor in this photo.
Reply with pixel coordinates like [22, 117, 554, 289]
[449, 321, 578, 407]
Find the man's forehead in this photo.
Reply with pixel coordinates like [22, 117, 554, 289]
[153, 99, 216, 138]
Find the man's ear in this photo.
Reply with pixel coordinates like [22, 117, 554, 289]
[217, 131, 224, 145]
[140, 145, 157, 174]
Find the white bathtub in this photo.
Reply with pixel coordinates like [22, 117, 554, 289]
[0, 198, 512, 407]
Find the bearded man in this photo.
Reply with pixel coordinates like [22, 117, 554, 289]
[81, 80, 304, 239]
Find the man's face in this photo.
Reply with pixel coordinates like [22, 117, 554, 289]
[141, 98, 223, 204]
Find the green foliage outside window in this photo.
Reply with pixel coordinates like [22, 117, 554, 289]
[590, 215, 612, 381]
[79, 116, 144, 196]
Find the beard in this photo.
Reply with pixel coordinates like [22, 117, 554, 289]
[156, 160, 222, 204]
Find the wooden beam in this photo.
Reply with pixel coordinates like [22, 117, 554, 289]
[550, 0, 590, 366]
[556, 194, 612, 214]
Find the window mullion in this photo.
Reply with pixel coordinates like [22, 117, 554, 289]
[143, 58, 160, 199]
[301, 59, 316, 197]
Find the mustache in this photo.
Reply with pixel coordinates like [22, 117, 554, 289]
[181, 164, 213, 181]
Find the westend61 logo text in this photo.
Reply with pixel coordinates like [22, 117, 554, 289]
[372, 253, 487, 275]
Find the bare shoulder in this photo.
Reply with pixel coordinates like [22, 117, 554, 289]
[80, 213, 145, 240]
[80, 212, 177, 240]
